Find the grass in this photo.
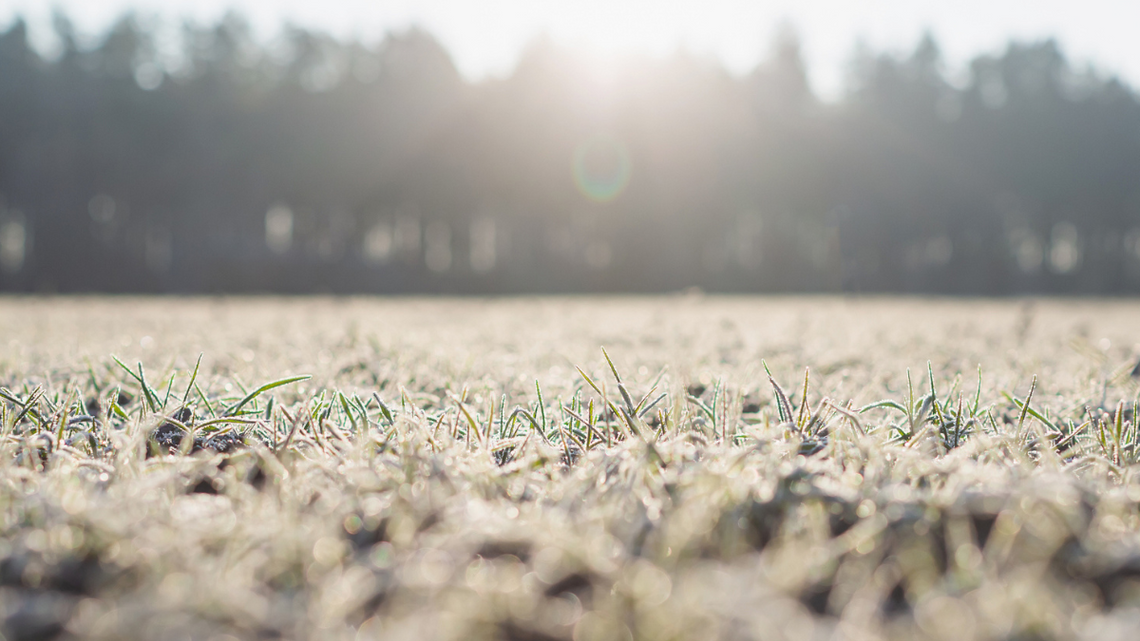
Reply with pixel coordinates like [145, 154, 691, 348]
[1, 296, 1140, 640]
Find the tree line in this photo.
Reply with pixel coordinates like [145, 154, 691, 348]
[1, 13, 1139, 294]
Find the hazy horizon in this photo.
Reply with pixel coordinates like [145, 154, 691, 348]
[2, 0, 1139, 98]
[4, 0, 1140, 296]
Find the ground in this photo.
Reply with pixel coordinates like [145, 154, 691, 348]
[1, 295, 1139, 640]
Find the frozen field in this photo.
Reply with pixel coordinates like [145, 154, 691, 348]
[1, 295, 1140, 640]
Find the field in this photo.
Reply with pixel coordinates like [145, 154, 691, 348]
[2, 295, 1140, 641]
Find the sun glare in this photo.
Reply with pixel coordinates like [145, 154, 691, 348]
[573, 135, 632, 203]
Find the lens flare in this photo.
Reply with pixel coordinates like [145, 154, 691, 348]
[572, 135, 631, 203]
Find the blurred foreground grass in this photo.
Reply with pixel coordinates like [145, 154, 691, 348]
[3, 296, 1140, 640]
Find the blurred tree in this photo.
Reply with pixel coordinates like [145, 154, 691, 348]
[1, 13, 1139, 294]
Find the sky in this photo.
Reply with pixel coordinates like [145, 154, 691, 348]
[2, 0, 1139, 98]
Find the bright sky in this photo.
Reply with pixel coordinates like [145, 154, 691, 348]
[2, 0, 1138, 98]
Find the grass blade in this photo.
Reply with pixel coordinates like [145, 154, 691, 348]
[182, 354, 203, 407]
[111, 356, 161, 413]
[1014, 375, 1038, 440]
[223, 375, 311, 417]
[372, 393, 394, 426]
[796, 367, 810, 428]
[859, 399, 909, 414]
[763, 361, 793, 425]
[602, 347, 636, 414]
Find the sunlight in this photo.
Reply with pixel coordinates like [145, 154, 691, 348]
[551, 0, 686, 59]
[11, 0, 1140, 99]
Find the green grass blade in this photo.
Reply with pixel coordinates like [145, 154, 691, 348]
[1014, 375, 1038, 439]
[972, 364, 983, 415]
[161, 371, 175, 410]
[182, 354, 203, 408]
[601, 347, 636, 414]
[372, 393, 394, 426]
[907, 368, 915, 431]
[688, 395, 715, 422]
[637, 392, 668, 418]
[194, 382, 216, 417]
[12, 387, 44, 427]
[1002, 386, 1056, 433]
[762, 361, 793, 425]
[535, 380, 547, 431]
[796, 367, 810, 428]
[111, 356, 161, 413]
[576, 366, 604, 397]
[223, 375, 310, 417]
[337, 391, 358, 432]
[601, 347, 622, 384]
[859, 399, 908, 414]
